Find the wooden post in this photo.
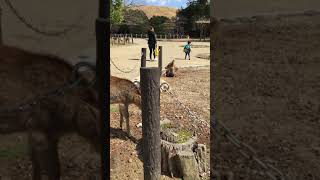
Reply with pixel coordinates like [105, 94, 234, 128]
[141, 48, 146, 67]
[0, 7, 2, 44]
[96, 0, 109, 179]
[140, 67, 161, 180]
[131, 34, 133, 44]
[158, 46, 163, 76]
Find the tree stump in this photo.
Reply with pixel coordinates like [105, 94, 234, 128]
[160, 122, 207, 179]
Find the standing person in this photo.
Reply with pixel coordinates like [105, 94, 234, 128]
[184, 40, 192, 60]
[147, 26, 157, 61]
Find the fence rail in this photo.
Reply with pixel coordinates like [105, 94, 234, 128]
[110, 33, 209, 45]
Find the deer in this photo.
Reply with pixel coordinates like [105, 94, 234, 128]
[0, 44, 100, 180]
[164, 59, 179, 77]
[110, 76, 141, 136]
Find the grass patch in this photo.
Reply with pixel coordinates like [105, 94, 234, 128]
[0, 143, 28, 159]
[160, 123, 174, 130]
[176, 130, 193, 144]
[110, 105, 119, 113]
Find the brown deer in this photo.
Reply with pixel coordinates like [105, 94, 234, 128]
[164, 59, 178, 77]
[0, 44, 100, 180]
[110, 76, 141, 136]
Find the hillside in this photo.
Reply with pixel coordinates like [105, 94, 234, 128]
[130, 5, 178, 19]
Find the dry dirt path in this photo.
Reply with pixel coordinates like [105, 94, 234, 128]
[109, 38, 210, 79]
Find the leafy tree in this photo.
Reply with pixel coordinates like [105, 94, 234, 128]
[122, 9, 150, 33]
[177, 0, 210, 35]
[111, 0, 124, 25]
[149, 16, 173, 34]
[124, 9, 149, 25]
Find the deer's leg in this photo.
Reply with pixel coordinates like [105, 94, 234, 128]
[29, 131, 60, 180]
[119, 104, 124, 130]
[46, 135, 60, 180]
[124, 104, 130, 136]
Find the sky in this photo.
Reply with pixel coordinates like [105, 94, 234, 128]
[143, 0, 188, 8]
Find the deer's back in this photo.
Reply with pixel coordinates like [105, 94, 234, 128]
[110, 76, 140, 105]
[0, 45, 93, 134]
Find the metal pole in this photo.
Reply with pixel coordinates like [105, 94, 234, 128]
[96, 0, 109, 179]
[140, 67, 161, 180]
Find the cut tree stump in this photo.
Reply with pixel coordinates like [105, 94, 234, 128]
[160, 122, 207, 179]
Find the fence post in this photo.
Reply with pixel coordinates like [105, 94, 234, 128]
[158, 46, 163, 76]
[140, 67, 161, 180]
[0, 7, 3, 44]
[131, 34, 133, 44]
[141, 48, 147, 67]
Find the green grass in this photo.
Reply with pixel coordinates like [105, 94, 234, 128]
[176, 130, 193, 144]
[0, 143, 28, 159]
[160, 123, 174, 130]
[110, 105, 119, 113]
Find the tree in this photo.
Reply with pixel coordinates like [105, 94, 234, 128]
[124, 9, 149, 25]
[149, 16, 173, 34]
[111, 0, 124, 25]
[122, 9, 150, 33]
[177, 0, 210, 35]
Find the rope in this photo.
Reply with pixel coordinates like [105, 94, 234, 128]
[3, 0, 80, 37]
[165, 88, 285, 180]
[110, 57, 139, 74]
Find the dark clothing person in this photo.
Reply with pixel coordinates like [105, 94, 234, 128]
[185, 50, 191, 60]
[147, 30, 157, 60]
[149, 44, 156, 60]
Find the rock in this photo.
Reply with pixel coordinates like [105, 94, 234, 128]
[128, 158, 133, 163]
[136, 123, 142, 128]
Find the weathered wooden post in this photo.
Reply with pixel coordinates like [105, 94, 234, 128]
[141, 48, 146, 67]
[0, 7, 2, 44]
[96, 0, 109, 179]
[140, 67, 161, 180]
[158, 46, 163, 76]
[131, 34, 133, 44]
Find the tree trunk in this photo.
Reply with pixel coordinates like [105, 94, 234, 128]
[160, 129, 207, 179]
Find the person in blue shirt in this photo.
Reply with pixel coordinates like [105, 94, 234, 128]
[184, 41, 191, 60]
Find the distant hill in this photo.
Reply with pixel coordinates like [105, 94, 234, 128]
[129, 5, 178, 19]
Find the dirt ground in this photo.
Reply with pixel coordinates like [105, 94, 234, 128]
[212, 13, 320, 179]
[110, 67, 210, 180]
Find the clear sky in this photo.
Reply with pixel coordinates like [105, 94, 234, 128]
[143, 0, 188, 8]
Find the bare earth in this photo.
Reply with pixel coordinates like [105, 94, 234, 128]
[212, 13, 320, 179]
[110, 67, 210, 180]
[110, 38, 210, 80]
